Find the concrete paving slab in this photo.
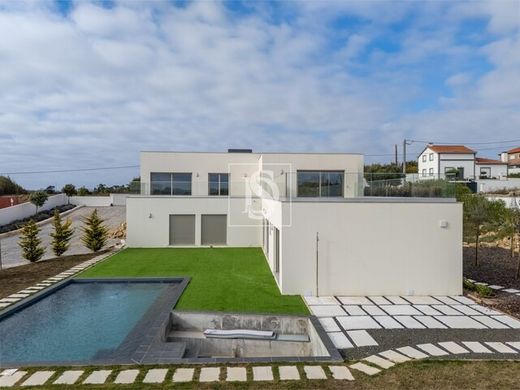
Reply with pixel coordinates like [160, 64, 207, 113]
[83, 370, 111, 385]
[373, 316, 404, 329]
[0, 369, 18, 376]
[396, 346, 428, 359]
[462, 341, 493, 353]
[361, 305, 386, 316]
[337, 296, 372, 305]
[337, 316, 381, 330]
[470, 305, 503, 316]
[433, 296, 460, 305]
[432, 305, 464, 315]
[18, 290, 36, 294]
[199, 367, 220, 382]
[53, 370, 84, 385]
[0, 302, 10, 308]
[143, 369, 168, 384]
[21, 371, 54, 386]
[394, 316, 426, 329]
[492, 315, 520, 329]
[402, 296, 442, 305]
[346, 330, 378, 347]
[368, 296, 392, 305]
[416, 343, 449, 356]
[303, 296, 338, 305]
[0, 298, 20, 303]
[485, 342, 518, 353]
[303, 366, 327, 380]
[0, 371, 27, 387]
[451, 305, 481, 315]
[436, 316, 488, 329]
[438, 341, 469, 354]
[506, 342, 520, 351]
[309, 305, 346, 317]
[379, 350, 411, 363]
[414, 305, 442, 315]
[278, 366, 300, 380]
[414, 316, 447, 329]
[172, 368, 194, 383]
[350, 362, 380, 376]
[328, 332, 354, 349]
[382, 305, 422, 316]
[329, 366, 354, 380]
[364, 355, 395, 369]
[226, 367, 246, 382]
[384, 296, 409, 304]
[503, 289, 520, 293]
[449, 296, 475, 304]
[114, 369, 139, 384]
[472, 316, 510, 329]
[252, 366, 273, 381]
[342, 305, 367, 315]
[319, 317, 341, 332]
[488, 285, 504, 290]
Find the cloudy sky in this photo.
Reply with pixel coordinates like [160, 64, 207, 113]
[0, 0, 519, 189]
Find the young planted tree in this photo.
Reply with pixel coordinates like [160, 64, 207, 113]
[81, 209, 108, 252]
[18, 220, 45, 262]
[62, 184, 77, 204]
[50, 209, 74, 256]
[30, 190, 48, 214]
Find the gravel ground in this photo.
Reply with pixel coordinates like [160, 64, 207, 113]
[0, 206, 125, 269]
[464, 246, 520, 289]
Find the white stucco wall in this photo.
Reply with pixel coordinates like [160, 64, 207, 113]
[264, 198, 462, 296]
[418, 148, 475, 179]
[477, 178, 520, 193]
[0, 193, 67, 226]
[475, 163, 508, 179]
[126, 196, 261, 247]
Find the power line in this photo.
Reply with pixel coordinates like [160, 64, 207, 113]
[407, 138, 520, 146]
[0, 165, 139, 175]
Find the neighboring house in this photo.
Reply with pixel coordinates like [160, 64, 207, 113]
[417, 145, 476, 180]
[126, 149, 462, 296]
[500, 147, 520, 175]
[475, 157, 508, 179]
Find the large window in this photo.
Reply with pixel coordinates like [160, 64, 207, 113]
[297, 170, 344, 197]
[151, 172, 192, 195]
[208, 173, 229, 196]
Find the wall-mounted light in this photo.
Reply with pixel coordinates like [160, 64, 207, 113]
[196, 172, 199, 177]
[149, 213, 153, 219]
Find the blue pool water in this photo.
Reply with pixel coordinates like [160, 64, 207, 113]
[0, 282, 167, 364]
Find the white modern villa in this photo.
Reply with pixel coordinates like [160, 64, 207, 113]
[127, 150, 462, 297]
[418, 144, 508, 180]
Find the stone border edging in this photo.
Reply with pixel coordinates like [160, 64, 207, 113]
[0, 205, 84, 239]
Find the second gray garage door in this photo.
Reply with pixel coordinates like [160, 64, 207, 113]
[169, 215, 195, 245]
[201, 214, 227, 245]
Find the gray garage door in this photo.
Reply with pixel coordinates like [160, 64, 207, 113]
[201, 214, 227, 245]
[169, 215, 195, 245]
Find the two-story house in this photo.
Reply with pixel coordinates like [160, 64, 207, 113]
[126, 149, 462, 296]
[500, 147, 520, 175]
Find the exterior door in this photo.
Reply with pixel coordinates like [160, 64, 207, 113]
[201, 215, 227, 245]
[169, 215, 195, 245]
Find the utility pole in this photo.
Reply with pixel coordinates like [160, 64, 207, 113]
[394, 144, 398, 165]
[403, 139, 407, 174]
[315, 232, 319, 297]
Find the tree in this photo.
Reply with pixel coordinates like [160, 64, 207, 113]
[62, 184, 77, 204]
[463, 195, 503, 266]
[50, 209, 74, 256]
[45, 185, 56, 194]
[77, 186, 90, 196]
[81, 209, 108, 252]
[0, 176, 27, 196]
[18, 220, 45, 262]
[30, 190, 48, 214]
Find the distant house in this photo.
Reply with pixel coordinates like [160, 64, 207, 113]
[418, 144, 508, 180]
[500, 147, 520, 175]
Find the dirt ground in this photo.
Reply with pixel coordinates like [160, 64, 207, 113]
[0, 252, 106, 298]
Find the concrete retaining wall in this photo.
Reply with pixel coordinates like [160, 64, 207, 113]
[477, 178, 520, 193]
[69, 194, 129, 207]
[0, 193, 67, 226]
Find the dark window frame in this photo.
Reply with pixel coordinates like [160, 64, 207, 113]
[297, 170, 344, 197]
[150, 172, 192, 195]
[208, 173, 229, 196]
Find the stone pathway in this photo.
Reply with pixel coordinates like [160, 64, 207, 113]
[304, 295, 520, 349]
[1, 341, 519, 387]
[468, 278, 520, 297]
[0, 251, 116, 310]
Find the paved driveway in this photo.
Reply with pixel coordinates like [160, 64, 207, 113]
[0, 206, 126, 269]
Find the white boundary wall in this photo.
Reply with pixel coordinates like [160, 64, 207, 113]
[477, 178, 520, 193]
[0, 193, 67, 226]
[69, 194, 130, 207]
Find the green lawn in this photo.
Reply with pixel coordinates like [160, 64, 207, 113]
[79, 247, 308, 315]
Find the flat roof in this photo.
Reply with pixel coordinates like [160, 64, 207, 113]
[140, 150, 363, 156]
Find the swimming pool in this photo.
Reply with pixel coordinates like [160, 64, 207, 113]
[0, 278, 188, 366]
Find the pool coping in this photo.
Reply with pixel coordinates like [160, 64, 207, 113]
[0, 277, 190, 368]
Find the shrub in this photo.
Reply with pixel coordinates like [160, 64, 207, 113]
[81, 209, 109, 252]
[77, 186, 90, 196]
[0, 204, 75, 234]
[463, 278, 493, 298]
[30, 190, 48, 214]
[18, 220, 45, 262]
[50, 209, 75, 256]
[62, 184, 77, 203]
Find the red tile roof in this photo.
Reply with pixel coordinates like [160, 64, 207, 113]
[475, 157, 507, 165]
[427, 145, 475, 154]
[506, 146, 520, 154]
[508, 158, 520, 166]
